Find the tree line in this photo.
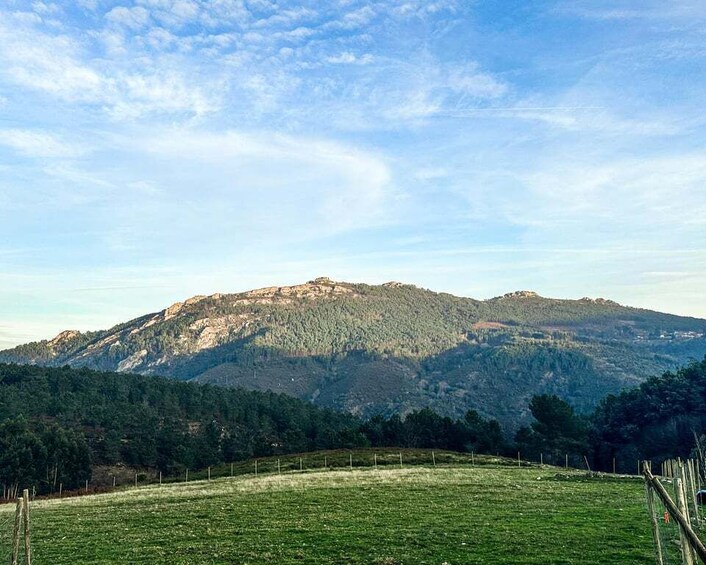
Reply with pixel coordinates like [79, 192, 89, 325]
[2, 358, 706, 495]
[0, 363, 506, 495]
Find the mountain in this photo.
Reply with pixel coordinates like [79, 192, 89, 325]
[2, 277, 705, 428]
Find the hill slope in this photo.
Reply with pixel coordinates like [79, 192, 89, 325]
[2, 465, 653, 565]
[2, 277, 705, 425]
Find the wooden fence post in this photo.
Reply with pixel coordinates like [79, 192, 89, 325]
[644, 481, 664, 565]
[399, 452, 403, 469]
[349, 453, 353, 470]
[374, 453, 378, 470]
[231, 463, 234, 477]
[688, 460, 700, 525]
[644, 463, 706, 563]
[432, 451, 436, 467]
[676, 477, 696, 565]
[22, 489, 31, 565]
[11, 497, 22, 565]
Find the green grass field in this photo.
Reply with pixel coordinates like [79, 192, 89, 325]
[0, 455, 654, 564]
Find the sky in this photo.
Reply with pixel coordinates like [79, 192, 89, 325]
[1, 0, 705, 349]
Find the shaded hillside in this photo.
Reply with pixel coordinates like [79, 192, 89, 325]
[0, 364, 505, 493]
[2, 277, 705, 426]
[0, 363, 365, 492]
[591, 357, 706, 470]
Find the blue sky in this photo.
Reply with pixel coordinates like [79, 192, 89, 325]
[1, 0, 705, 349]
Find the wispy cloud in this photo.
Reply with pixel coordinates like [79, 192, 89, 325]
[105, 6, 151, 30]
[0, 129, 84, 158]
[0, 9, 220, 118]
[1, 0, 706, 346]
[556, 1, 706, 23]
[132, 127, 394, 235]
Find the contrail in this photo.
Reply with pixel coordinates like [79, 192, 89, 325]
[441, 106, 605, 114]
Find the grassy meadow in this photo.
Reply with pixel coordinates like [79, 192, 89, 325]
[0, 453, 654, 564]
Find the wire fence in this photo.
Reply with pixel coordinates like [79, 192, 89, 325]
[0, 503, 17, 565]
[0, 448, 630, 505]
[645, 483, 689, 564]
[644, 459, 706, 565]
[0, 491, 32, 565]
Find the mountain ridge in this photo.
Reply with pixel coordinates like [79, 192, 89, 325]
[3, 278, 705, 427]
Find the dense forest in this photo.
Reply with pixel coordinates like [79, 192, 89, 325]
[0, 363, 503, 495]
[591, 357, 706, 471]
[514, 357, 706, 472]
[3, 358, 706, 496]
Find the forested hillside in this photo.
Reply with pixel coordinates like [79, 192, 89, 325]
[591, 357, 706, 471]
[2, 278, 705, 427]
[0, 363, 504, 494]
[4, 359, 706, 494]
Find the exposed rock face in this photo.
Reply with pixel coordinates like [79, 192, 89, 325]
[49, 330, 82, 347]
[497, 290, 541, 299]
[164, 295, 208, 319]
[242, 279, 356, 304]
[117, 349, 148, 372]
[580, 297, 619, 305]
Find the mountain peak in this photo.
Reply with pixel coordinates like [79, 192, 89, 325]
[164, 295, 209, 319]
[382, 281, 407, 288]
[579, 296, 620, 306]
[496, 290, 541, 300]
[49, 330, 82, 347]
[242, 279, 355, 303]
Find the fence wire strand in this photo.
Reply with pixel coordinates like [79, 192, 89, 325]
[0, 509, 15, 565]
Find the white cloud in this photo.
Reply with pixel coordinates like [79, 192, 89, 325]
[324, 6, 377, 30]
[137, 128, 393, 234]
[0, 129, 84, 158]
[0, 11, 220, 119]
[114, 72, 219, 118]
[508, 154, 706, 241]
[136, 0, 200, 29]
[251, 7, 317, 29]
[557, 1, 706, 23]
[448, 105, 679, 135]
[326, 52, 374, 65]
[371, 61, 507, 122]
[32, 2, 61, 16]
[0, 19, 109, 103]
[446, 64, 507, 99]
[105, 6, 151, 30]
